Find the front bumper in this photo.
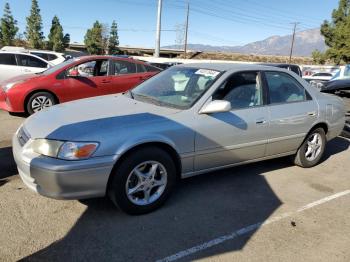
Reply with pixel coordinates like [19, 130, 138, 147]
[0, 88, 11, 111]
[12, 130, 117, 200]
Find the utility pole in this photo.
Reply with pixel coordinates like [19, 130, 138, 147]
[154, 0, 163, 57]
[184, 2, 189, 59]
[288, 22, 300, 65]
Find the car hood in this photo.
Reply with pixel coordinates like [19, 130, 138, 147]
[23, 94, 181, 140]
[0, 73, 43, 85]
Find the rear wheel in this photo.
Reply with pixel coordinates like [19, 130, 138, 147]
[293, 128, 326, 168]
[108, 147, 177, 215]
[26, 92, 56, 115]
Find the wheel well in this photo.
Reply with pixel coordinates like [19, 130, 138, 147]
[106, 142, 182, 191]
[24, 90, 59, 113]
[310, 122, 328, 135]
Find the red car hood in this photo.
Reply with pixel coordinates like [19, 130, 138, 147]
[0, 73, 43, 85]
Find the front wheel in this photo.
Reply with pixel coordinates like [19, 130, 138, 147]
[293, 128, 326, 168]
[108, 147, 177, 215]
[26, 92, 56, 115]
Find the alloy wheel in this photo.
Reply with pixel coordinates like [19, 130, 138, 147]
[125, 161, 168, 206]
[305, 133, 323, 161]
[31, 95, 53, 112]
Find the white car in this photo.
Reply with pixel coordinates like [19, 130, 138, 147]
[0, 51, 52, 82]
[1, 46, 67, 65]
[303, 72, 335, 82]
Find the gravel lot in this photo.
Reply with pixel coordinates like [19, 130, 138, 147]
[0, 98, 350, 262]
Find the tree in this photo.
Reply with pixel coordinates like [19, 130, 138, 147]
[321, 0, 350, 64]
[0, 2, 18, 46]
[108, 20, 119, 54]
[84, 21, 104, 55]
[13, 33, 27, 47]
[63, 33, 70, 48]
[25, 0, 44, 49]
[47, 16, 65, 52]
[312, 49, 327, 65]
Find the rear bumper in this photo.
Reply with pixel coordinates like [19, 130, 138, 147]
[12, 131, 117, 200]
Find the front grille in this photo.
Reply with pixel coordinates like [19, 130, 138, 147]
[17, 127, 30, 147]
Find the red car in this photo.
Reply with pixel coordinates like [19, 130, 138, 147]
[0, 56, 160, 114]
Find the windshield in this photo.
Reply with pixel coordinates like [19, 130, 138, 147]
[331, 70, 340, 80]
[39, 58, 75, 75]
[131, 67, 222, 109]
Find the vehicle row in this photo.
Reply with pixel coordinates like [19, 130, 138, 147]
[0, 56, 160, 114]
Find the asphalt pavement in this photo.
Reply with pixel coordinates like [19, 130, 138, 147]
[0, 103, 350, 262]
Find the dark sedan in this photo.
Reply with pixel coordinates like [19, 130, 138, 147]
[321, 78, 350, 95]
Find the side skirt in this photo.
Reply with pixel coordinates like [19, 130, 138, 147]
[181, 151, 296, 179]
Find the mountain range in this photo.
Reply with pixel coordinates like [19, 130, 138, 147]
[163, 28, 327, 57]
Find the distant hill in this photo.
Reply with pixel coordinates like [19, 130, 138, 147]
[163, 28, 326, 57]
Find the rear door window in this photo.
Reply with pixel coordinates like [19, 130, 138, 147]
[265, 71, 306, 104]
[30, 52, 49, 61]
[113, 60, 136, 75]
[136, 63, 146, 73]
[0, 53, 17, 65]
[16, 54, 48, 68]
[47, 54, 58, 61]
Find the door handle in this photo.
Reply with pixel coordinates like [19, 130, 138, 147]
[256, 119, 267, 125]
[24, 69, 31, 72]
[101, 80, 111, 84]
[307, 111, 316, 117]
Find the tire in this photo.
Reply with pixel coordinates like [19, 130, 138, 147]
[108, 147, 177, 215]
[293, 128, 326, 168]
[26, 92, 56, 115]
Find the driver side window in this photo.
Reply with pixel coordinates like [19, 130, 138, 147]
[67, 60, 109, 77]
[213, 71, 263, 109]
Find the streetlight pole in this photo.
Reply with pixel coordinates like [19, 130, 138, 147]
[288, 22, 300, 65]
[184, 2, 189, 58]
[154, 0, 163, 57]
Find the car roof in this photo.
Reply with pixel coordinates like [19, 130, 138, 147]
[258, 63, 300, 67]
[74, 55, 146, 63]
[177, 62, 290, 73]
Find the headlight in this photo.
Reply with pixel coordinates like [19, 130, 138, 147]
[32, 139, 98, 160]
[3, 80, 24, 92]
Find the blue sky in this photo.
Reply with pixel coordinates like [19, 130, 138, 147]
[0, 0, 338, 47]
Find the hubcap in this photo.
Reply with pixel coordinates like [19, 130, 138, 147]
[305, 133, 323, 161]
[125, 161, 167, 206]
[31, 96, 53, 112]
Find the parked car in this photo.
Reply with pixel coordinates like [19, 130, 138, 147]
[0, 56, 160, 114]
[13, 63, 345, 214]
[320, 78, 350, 95]
[327, 64, 350, 81]
[258, 63, 302, 77]
[303, 72, 334, 82]
[0, 51, 52, 82]
[1, 46, 68, 65]
[146, 61, 183, 70]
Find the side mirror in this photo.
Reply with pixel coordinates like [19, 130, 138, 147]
[67, 69, 80, 77]
[200, 100, 231, 114]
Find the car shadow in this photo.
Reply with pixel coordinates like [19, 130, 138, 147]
[21, 158, 290, 262]
[0, 146, 17, 179]
[321, 136, 350, 163]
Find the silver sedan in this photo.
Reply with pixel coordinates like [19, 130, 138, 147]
[13, 63, 345, 214]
